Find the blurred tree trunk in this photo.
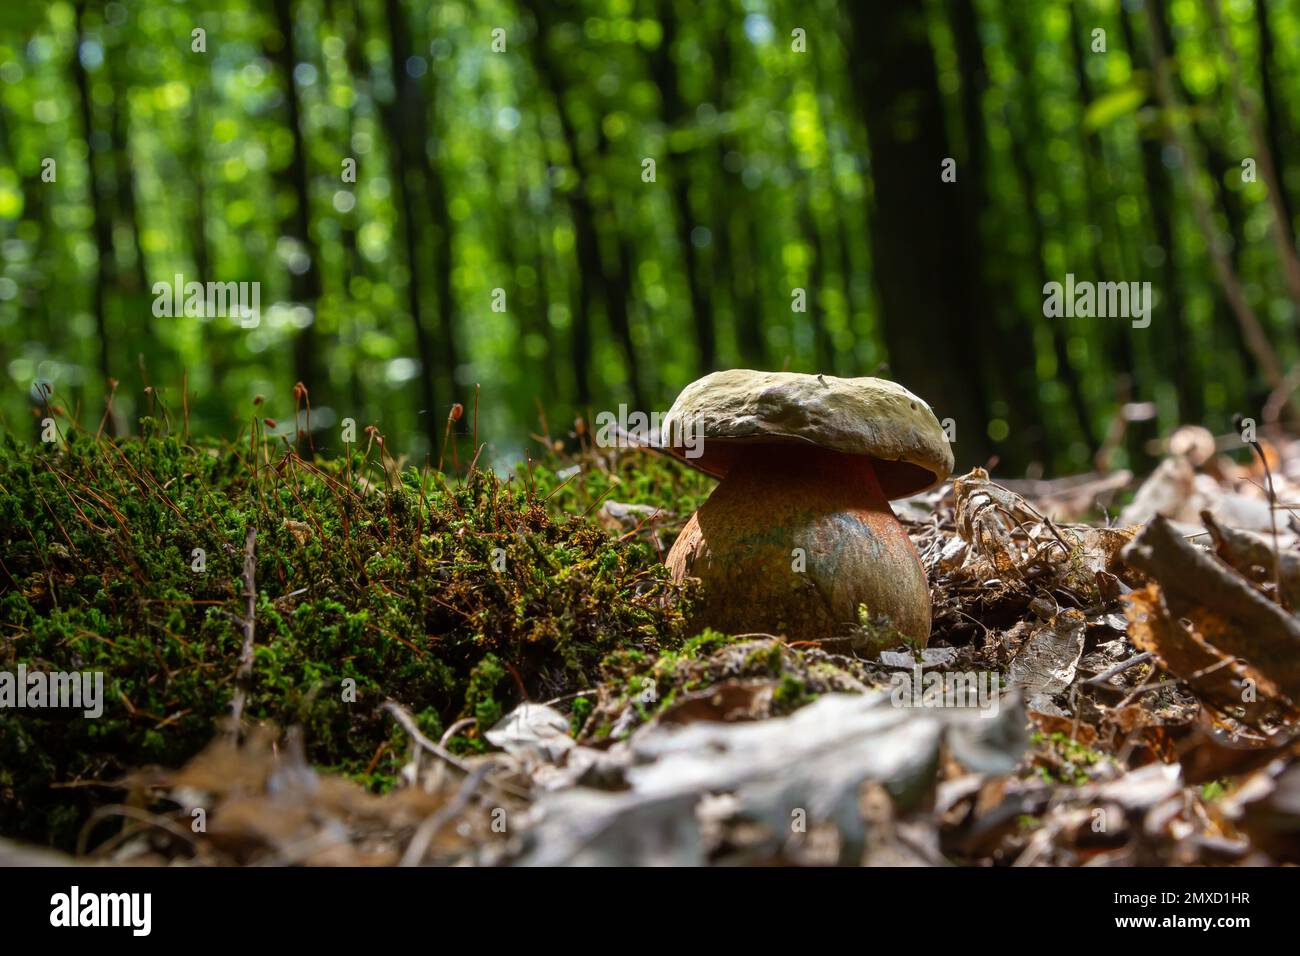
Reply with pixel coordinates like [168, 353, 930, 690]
[1064, 1, 1158, 471]
[594, 125, 647, 408]
[185, 97, 209, 285]
[106, 54, 147, 294]
[1136, 0, 1265, 407]
[1112, 4, 1193, 431]
[710, 22, 765, 368]
[1066, 2, 1148, 416]
[649, 0, 715, 374]
[270, 0, 324, 421]
[376, 0, 440, 448]
[526, 110, 562, 400]
[532, 247, 561, 400]
[947, 0, 1046, 466]
[1254, 0, 1296, 249]
[846, 0, 992, 467]
[615, 219, 653, 402]
[1002, 2, 1098, 456]
[72, 1, 114, 415]
[522, 0, 650, 407]
[326, 0, 369, 424]
[798, 200, 832, 374]
[418, 81, 461, 418]
[1144, 0, 1287, 415]
[810, 81, 863, 379]
[521, 8, 593, 405]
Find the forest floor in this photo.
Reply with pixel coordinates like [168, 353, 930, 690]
[3, 410, 1300, 866]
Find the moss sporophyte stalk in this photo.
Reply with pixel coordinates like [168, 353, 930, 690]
[0, 423, 711, 847]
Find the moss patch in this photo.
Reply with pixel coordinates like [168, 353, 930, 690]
[0, 424, 700, 846]
[585, 632, 873, 737]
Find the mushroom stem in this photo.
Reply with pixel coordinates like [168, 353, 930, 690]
[667, 444, 931, 645]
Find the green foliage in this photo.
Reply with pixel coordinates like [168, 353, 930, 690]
[1081, 81, 1148, 132]
[0, 425, 694, 846]
[5, 0, 1293, 476]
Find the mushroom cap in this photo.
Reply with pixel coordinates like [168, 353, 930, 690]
[661, 370, 954, 499]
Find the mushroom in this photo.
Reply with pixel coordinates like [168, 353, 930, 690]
[661, 370, 954, 647]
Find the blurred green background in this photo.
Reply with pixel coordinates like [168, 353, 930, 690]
[2, 0, 1300, 475]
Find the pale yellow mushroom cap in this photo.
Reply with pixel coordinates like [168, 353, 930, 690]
[661, 370, 954, 499]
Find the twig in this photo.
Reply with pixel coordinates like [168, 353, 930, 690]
[382, 702, 529, 800]
[439, 717, 477, 748]
[1263, 363, 1300, 427]
[541, 688, 596, 706]
[1239, 417, 1284, 606]
[437, 403, 463, 473]
[1083, 651, 1153, 687]
[1186, 655, 1241, 684]
[382, 701, 475, 774]
[1116, 679, 1174, 709]
[228, 527, 257, 737]
[77, 804, 199, 858]
[399, 762, 493, 867]
[95, 378, 118, 441]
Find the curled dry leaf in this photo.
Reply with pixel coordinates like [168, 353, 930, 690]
[1123, 582, 1280, 722]
[1123, 517, 1300, 707]
[1202, 510, 1300, 611]
[485, 703, 574, 762]
[954, 467, 1054, 574]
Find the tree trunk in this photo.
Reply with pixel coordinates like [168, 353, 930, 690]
[710, 24, 765, 368]
[947, 0, 1047, 467]
[1002, 2, 1098, 455]
[1255, 0, 1297, 249]
[72, 1, 114, 414]
[270, 0, 324, 418]
[376, 0, 440, 448]
[846, 0, 992, 467]
[523, 0, 647, 407]
[1114, 3, 1197, 430]
[650, 0, 715, 374]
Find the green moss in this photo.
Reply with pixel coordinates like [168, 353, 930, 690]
[0, 425, 694, 847]
[583, 633, 861, 738]
[466, 654, 509, 736]
[771, 674, 809, 713]
[525, 449, 714, 522]
[1028, 731, 1105, 785]
[743, 641, 785, 672]
[1201, 779, 1228, 801]
[568, 695, 593, 737]
[850, 603, 917, 657]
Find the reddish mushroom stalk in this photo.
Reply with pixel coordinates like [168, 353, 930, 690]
[667, 444, 931, 644]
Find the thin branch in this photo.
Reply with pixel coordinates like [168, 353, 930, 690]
[1145, 2, 1291, 403]
[1203, 0, 1300, 310]
[399, 762, 492, 867]
[381, 701, 529, 800]
[228, 527, 257, 737]
[1083, 651, 1153, 687]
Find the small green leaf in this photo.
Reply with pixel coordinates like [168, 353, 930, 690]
[1083, 83, 1148, 132]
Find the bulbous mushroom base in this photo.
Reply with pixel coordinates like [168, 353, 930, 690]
[667, 445, 931, 647]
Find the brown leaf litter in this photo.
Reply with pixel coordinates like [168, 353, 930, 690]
[24, 435, 1300, 866]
